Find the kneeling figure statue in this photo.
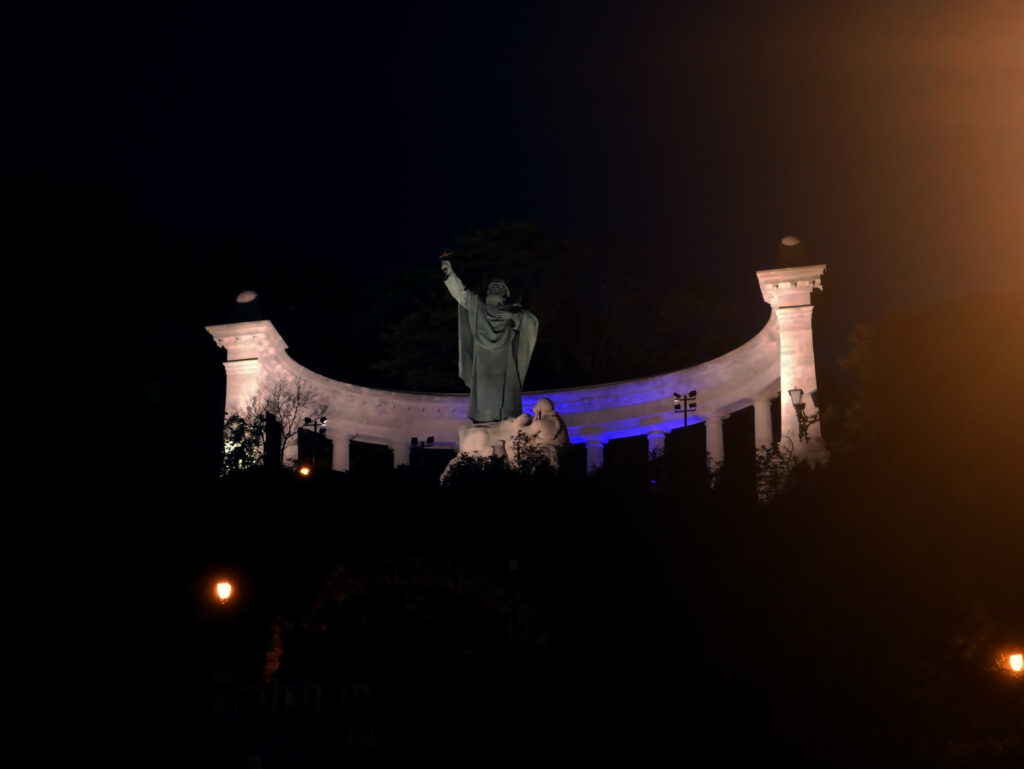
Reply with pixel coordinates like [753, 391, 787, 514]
[442, 397, 570, 481]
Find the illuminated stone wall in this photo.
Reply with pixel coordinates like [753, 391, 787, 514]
[207, 264, 827, 472]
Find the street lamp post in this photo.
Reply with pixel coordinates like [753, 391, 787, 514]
[788, 388, 820, 443]
[300, 416, 328, 475]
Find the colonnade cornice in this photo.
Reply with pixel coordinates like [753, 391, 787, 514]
[213, 307, 782, 411]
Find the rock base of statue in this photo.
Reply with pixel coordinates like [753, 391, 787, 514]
[440, 398, 570, 483]
[457, 421, 509, 457]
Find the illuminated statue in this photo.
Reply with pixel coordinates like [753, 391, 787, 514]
[441, 256, 539, 423]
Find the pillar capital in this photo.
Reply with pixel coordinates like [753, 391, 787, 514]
[206, 319, 289, 362]
[756, 264, 826, 309]
[223, 358, 261, 376]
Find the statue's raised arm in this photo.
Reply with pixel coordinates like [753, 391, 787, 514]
[441, 257, 473, 310]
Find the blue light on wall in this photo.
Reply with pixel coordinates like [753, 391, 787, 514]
[567, 416, 706, 445]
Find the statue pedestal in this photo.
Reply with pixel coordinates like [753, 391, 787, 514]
[440, 421, 510, 484]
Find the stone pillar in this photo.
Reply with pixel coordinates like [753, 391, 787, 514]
[756, 264, 828, 466]
[647, 430, 666, 459]
[753, 397, 773, 449]
[331, 434, 352, 473]
[704, 415, 724, 468]
[392, 439, 412, 469]
[585, 438, 606, 474]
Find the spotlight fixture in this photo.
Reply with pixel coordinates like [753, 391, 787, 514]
[304, 416, 328, 435]
[672, 390, 698, 426]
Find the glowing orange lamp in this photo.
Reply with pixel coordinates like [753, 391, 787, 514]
[215, 581, 233, 604]
[1011, 653, 1023, 673]
[299, 466, 311, 476]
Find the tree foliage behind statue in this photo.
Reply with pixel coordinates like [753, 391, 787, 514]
[368, 222, 753, 391]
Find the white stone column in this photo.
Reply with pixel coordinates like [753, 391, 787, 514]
[704, 415, 724, 468]
[757, 265, 828, 466]
[647, 430, 666, 459]
[391, 439, 412, 468]
[585, 438, 606, 474]
[331, 434, 352, 472]
[753, 397, 773, 449]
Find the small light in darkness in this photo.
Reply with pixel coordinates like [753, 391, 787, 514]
[215, 582, 233, 604]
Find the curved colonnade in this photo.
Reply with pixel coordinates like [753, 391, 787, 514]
[207, 264, 828, 473]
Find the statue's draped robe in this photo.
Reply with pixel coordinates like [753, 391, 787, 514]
[444, 272, 539, 423]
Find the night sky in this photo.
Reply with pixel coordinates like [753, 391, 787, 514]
[10, 1, 1022, 289]
[7, 0, 1023, 453]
